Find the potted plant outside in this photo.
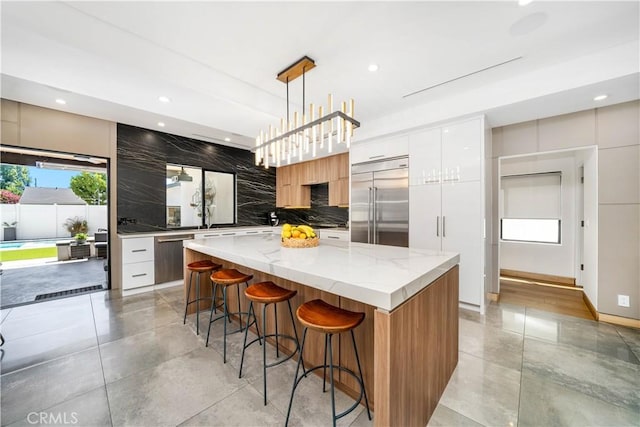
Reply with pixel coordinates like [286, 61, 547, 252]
[64, 217, 88, 236]
[2, 221, 17, 241]
[74, 232, 88, 244]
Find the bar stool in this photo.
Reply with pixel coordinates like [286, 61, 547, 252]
[285, 299, 371, 427]
[183, 259, 221, 335]
[206, 268, 253, 363]
[239, 281, 303, 405]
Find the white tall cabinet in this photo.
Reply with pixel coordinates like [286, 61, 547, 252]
[409, 117, 487, 310]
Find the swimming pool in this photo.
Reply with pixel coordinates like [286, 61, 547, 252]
[0, 240, 59, 250]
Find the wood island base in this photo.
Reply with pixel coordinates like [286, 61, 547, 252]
[184, 247, 459, 426]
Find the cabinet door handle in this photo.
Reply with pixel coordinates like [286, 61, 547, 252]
[157, 237, 192, 243]
[245, 231, 259, 234]
[327, 236, 340, 240]
[436, 216, 440, 237]
[443, 216, 446, 237]
[132, 273, 147, 278]
[369, 154, 385, 159]
[131, 249, 147, 253]
[221, 233, 236, 236]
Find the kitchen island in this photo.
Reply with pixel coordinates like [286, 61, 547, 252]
[184, 234, 459, 427]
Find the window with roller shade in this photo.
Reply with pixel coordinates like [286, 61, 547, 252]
[500, 172, 561, 244]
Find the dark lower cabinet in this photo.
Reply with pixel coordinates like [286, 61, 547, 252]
[154, 234, 193, 284]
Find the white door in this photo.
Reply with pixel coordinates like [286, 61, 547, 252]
[409, 184, 442, 250]
[408, 128, 441, 186]
[441, 118, 482, 183]
[442, 181, 483, 306]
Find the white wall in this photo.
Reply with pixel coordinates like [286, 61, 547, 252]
[499, 152, 577, 278]
[0, 204, 108, 240]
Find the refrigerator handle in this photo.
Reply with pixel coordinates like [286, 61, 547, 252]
[368, 187, 373, 243]
[436, 216, 440, 237]
[443, 216, 446, 237]
[372, 186, 378, 244]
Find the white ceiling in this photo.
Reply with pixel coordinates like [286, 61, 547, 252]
[1, 1, 639, 151]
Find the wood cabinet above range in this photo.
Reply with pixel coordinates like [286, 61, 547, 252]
[276, 153, 349, 208]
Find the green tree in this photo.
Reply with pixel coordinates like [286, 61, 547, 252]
[0, 164, 31, 195]
[70, 172, 107, 205]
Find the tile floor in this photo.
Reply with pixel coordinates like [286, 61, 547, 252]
[0, 286, 638, 426]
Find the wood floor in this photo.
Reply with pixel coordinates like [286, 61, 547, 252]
[499, 278, 595, 320]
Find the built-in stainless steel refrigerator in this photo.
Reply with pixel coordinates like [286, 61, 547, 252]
[351, 157, 409, 247]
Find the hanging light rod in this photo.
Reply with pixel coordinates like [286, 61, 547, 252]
[255, 56, 359, 168]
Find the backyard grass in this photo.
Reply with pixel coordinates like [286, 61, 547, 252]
[0, 247, 57, 262]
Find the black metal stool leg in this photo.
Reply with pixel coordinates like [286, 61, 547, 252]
[239, 301, 256, 378]
[212, 282, 218, 314]
[262, 302, 269, 405]
[237, 283, 243, 331]
[195, 272, 201, 335]
[183, 270, 194, 324]
[223, 285, 229, 363]
[287, 300, 305, 374]
[323, 334, 329, 392]
[274, 303, 279, 358]
[351, 330, 371, 420]
[285, 327, 308, 427]
[328, 333, 337, 427]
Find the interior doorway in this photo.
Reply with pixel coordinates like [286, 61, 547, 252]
[0, 146, 110, 308]
[497, 146, 598, 319]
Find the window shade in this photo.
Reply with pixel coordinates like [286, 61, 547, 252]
[501, 172, 561, 219]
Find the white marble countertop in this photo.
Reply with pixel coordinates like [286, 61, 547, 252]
[184, 234, 459, 311]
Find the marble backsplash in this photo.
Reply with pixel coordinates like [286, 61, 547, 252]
[117, 124, 276, 232]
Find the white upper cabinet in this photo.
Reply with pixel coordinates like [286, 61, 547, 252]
[441, 118, 482, 183]
[409, 128, 441, 186]
[350, 135, 409, 165]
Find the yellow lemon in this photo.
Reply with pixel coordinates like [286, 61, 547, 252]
[299, 232, 307, 239]
[282, 223, 291, 231]
[292, 229, 301, 238]
[283, 231, 292, 238]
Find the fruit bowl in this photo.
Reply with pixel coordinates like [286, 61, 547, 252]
[281, 236, 319, 248]
[280, 223, 319, 248]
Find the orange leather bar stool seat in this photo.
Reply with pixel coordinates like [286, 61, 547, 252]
[187, 259, 220, 272]
[285, 299, 371, 427]
[206, 268, 254, 363]
[211, 268, 253, 285]
[183, 260, 221, 335]
[296, 299, 364, 334]
[239, 281, 302, 406]
[244, 281, 297, 304]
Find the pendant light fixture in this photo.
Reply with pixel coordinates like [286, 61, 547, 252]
[177, 167, 193, 182]
[254, 56, 360, 168]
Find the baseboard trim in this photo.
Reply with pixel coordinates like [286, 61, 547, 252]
[500, 268, 575, 287]
[598, 313, 640, 329]
[582, 292, 599, 321]
[487, 292, 500, 302]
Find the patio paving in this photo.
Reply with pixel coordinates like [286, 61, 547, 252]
[0, 258, 107, 308]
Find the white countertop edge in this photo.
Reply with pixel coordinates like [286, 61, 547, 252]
[184, 237, 459, 311]
[118, 226, 277, 239]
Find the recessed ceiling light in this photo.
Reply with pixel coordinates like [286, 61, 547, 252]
[158, 96, 171, 103]
[158, 122, 165, 127]
[368, 64, 379, 72]
[593, 94, 608, 101]
[224, 137, 231, 142]
[55, 99, 66, 105]
[518, 0, 533, 6]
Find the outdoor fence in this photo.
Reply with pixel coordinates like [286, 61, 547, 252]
[0, 204, 108, 240]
